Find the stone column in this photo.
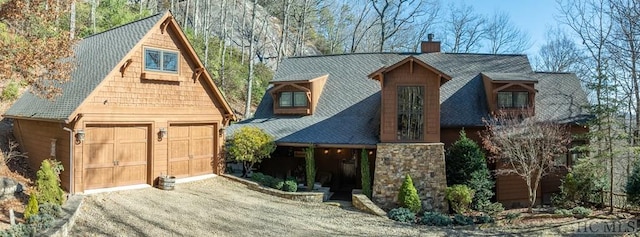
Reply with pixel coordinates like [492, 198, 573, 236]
[372, 143, 447, 212]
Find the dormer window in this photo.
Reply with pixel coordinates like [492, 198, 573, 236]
[144, 48, 178, 73]
[497, 91, 528, 108]
[279, 91, 308, 107]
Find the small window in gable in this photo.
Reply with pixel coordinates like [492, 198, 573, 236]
[279, 91, 307, 107]
[144, 48, 178, 73]
[498, 91, 528, 108]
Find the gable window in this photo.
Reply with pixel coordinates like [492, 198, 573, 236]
[144, 48, 178, 73]
[498, 91, 528, 108]
[397, 86, 424, 141]
[279, 91, 307, 107]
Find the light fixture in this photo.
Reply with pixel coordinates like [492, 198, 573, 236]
[75, 129, 85, 144]
[158, 128, 167, 141]
[368, 150, 373, 155]
[324, 149, 329, 154]
[337, 148, 342, 154]
[218, 127, 226, 137]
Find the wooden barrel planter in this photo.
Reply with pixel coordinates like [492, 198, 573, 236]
[158, 175, 176, 190]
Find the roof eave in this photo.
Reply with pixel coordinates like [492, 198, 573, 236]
[3, 115, 66, 123]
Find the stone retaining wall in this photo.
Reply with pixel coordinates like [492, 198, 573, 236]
[222, 174, 324, 203]
[373, 143, 447, 212]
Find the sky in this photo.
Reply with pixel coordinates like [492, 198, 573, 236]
[460, 0, 561, 55]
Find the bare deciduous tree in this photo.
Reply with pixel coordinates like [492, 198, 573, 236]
[442, 2, 485, 53]
[481, 114, 571, 212]
[371, 0, 428, 52]
[535, 27, 586, 74]
[483, 10, 530, 54]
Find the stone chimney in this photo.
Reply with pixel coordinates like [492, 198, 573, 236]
[421, 33, 440, 53]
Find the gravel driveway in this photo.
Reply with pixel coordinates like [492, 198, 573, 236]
[70, 176, 438, 236]
[69, 176, 592, 236]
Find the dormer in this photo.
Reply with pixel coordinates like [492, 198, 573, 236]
[369, 56, 451, 143]
[270, 73, 328, 115]
[481, 72, 537, 116]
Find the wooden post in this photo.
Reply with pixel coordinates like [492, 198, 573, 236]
[9, 209, 15, 225]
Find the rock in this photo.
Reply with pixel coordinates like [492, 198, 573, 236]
[0, 177, 24, 200]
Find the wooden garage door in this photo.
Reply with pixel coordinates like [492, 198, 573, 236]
[83, 125, 149, 190]
[168, 124, 216, 178]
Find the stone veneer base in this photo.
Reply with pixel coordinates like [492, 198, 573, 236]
[372, 143, 448, 212]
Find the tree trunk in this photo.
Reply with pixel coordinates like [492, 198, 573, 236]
[228, 0, 237, 59]
[220, 0, 228, 89]
[298, 0, 309, 56]
[276, 0, 291, 70]
[69, 0, 76, 39]
[183, 0, 189, 27]
[203, 0, 210, 68]
[91, 0, 97, 34]
[244, 0, 258, 118]
[240, 0, 247, 65]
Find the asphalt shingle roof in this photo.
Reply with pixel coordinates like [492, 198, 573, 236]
[481, 72, 538, 82]
[228, 53, 590, 145]
[4, 13, 164, 121]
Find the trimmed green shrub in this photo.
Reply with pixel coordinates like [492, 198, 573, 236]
[39, 203, 63, 218]
[480, 202, 504, 218]
[398, 174, 422, 213]
[445, 130, 486, 186]
[445, 184, 474, 214]
[505, 212, 521, 224]
[360, 149, 372, 198]
[453, 214, 474, 226]
[571, 206, 592, 218]
[0, 223, 34, 237]
[554, 208, 573, 217]
[387, 207, 416, 223]
[36, 159, 65, 205]
[26, 213, 55, 231]
[305, 147, 315, 191]
[24, 194, 39, 220]
[475, 214, 493, 224]
[628, 161, 640, 205]
[1, 81, 20, 101]
[419, 212, 452, 226]
[271, 178, 285, 190]
[282, 180, 297, 192]
[251, 172, 266, 184]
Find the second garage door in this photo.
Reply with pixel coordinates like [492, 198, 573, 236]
[83, 125, 149, 190]
[168, 124, 216, 178]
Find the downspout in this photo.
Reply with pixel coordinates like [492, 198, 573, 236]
[62, 127, 74, 194]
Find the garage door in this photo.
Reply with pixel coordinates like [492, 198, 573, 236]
[168, 124, 216, 178]
[83, 125, 149, 190]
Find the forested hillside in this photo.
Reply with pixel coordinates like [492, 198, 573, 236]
[0, 0, 539, 117]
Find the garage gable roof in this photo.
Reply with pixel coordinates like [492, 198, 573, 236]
[4, 12, 235, 123]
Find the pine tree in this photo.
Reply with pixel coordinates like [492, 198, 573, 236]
[24, 194, 39, 220]
[397, 174, 421, 213]
[445, 130, 486, 186]
[36, 160, 66, 205]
